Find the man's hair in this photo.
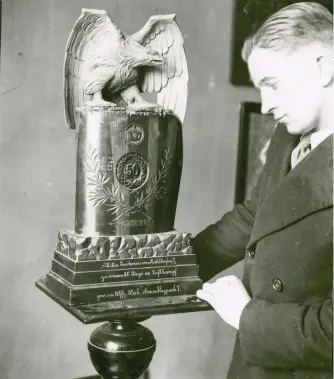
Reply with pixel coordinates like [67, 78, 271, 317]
[242, 2, 333, 62]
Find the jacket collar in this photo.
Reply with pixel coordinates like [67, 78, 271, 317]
[248, 128, 333, 247]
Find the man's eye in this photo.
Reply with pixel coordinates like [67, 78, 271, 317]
[268, 82, 279, 90]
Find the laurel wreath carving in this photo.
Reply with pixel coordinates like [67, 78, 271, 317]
[84, 145, 172, 222]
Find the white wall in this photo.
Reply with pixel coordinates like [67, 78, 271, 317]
[0, 0, 259, 378]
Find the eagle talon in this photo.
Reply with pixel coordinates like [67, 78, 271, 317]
[84, 91, 117, 107]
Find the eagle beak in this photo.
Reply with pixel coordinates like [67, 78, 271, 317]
[150, 54, 165, 66]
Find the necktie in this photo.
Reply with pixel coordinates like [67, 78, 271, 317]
[291, 133, 312, 169]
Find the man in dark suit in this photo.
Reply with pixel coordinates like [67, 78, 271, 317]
[194, 3, 333, 378]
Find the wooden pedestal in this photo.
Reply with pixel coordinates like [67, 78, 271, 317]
[37, 106, 209, 378]
[36, 278, 211, 379]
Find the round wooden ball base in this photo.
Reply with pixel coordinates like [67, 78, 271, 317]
[35, 277, 212, 379]
[88, 317, 155, 379]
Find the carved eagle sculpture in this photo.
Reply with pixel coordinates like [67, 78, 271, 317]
[64, 9, 189, 130]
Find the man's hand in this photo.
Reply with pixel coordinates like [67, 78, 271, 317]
[196, 275, 251, 330]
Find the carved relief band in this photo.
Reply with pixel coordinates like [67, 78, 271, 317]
[56, 229, 192, 261]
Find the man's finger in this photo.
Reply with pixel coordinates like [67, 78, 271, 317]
[196, 289, 215, 304]
[210, 278, 231, 292]
[202, 282, 214, 293]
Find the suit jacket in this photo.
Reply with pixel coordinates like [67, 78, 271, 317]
[193, 124, 333, 379]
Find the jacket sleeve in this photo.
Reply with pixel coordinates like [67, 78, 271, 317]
[191, 123, 288, 282]
[239, 297, 333, 370]
[192, 168, 264, 282]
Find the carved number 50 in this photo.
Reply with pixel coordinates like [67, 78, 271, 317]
[125, 162, 141, 178]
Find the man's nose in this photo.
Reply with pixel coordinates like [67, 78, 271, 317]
[261, 93, 276, 115]
[261, 100, 274, 115]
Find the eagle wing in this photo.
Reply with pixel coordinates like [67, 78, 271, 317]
[64, 9, 122, 129]
[139, 15, 189, 123]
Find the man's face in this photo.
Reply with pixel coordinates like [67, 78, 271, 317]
[248, 47, 324, 135]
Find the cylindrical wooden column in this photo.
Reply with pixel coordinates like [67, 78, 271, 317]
[74, 106, 183, 236]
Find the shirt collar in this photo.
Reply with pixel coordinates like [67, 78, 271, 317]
[310, 126, 334, 150]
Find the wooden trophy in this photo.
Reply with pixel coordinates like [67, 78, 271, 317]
[36, 9, 211, 379]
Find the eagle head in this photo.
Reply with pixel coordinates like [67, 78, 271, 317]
[132, 46, 165, 67]
[121, 39, 165, 67]
[141, 49, 165, 66]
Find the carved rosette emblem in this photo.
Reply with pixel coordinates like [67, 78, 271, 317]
[126, 124, 144, 145]
[116, 153, 149, 190]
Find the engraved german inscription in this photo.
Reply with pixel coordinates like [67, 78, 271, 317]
[96, 284, 182, 302]
[100, 257, 180, 269]
[99, 267, 178, 283]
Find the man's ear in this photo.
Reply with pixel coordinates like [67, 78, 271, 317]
[316, 51, 333, 87]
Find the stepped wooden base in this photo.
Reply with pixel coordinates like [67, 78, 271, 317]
[51, 258, 199, 285]
[45, 272, 202, 305]
[47, 230, 202, 306]
[36, 277, 211, 323]
[53, 250, 197, 272]
[39, 230, 207, 378]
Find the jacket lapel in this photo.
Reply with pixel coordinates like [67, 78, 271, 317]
[248, 132, 333, 247]
[261, 125, 299, 197]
